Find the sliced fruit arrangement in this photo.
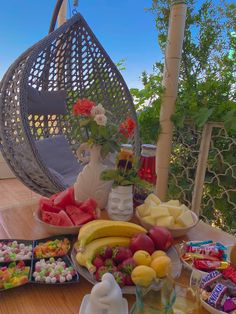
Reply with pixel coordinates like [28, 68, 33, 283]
[136, 193, 195, 229]
[34, 238, 70, 258]
[0, 261, 30, 290]
[39, 186, 99, 227]
[75, 220, 174, 288]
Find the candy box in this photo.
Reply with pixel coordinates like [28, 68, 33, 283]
[0, 260, 31, 290]
[30, 255, 79, 284]
[0, 239, 33, 263]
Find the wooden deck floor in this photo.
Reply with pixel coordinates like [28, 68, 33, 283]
[0, 179, 39, 210]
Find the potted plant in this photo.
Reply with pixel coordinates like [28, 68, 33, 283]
[101, 147, 151, 221]
[70, 98, 136, 208]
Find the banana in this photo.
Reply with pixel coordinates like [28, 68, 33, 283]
[76, 236, 130, 273]
[77, 219, 146, 251]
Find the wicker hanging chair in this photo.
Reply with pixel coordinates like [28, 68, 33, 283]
[0, 1, 140, 196]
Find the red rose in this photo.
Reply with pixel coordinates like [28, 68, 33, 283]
[73, 99, 95, 116]
[119, 117, 136, 138]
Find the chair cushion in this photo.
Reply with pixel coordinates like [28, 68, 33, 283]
[27, 86, 67, 115]
[35, 135, 82, 187]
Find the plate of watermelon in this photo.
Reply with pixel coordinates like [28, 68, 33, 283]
[34, 187, 100, 235]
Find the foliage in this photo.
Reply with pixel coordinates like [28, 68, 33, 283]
[130, 0, 236, 231]
[101, 148, 151, 189]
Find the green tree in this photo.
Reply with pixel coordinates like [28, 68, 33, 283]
[131, 0, 236, 231]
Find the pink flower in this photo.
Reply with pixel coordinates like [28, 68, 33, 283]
[73, 99, 95, 116]
[91, 104, 105, 117]
[94, 114, 107, 126]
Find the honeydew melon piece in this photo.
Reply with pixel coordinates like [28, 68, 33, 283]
[155, 216, 174, 228]
[150, 205, 170, 218]
[176, 210, 194, 227]
[142, 215, 156, 225]
[144, 193, 161, 206]
[172, 222, 185, 229]
[165, 199, 180, 207]
[136, 204, 151, 217]
[165, 205, 184, 219]
[180, 204, 190, 212]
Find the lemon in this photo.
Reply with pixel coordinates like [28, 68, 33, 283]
[150, 256, 172, 278]
[151, 250, 166, 261]
[133, 250, 152, 266]
[131, 265, 156, 287]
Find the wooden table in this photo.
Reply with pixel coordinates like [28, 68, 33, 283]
[0, 199, 235, 314]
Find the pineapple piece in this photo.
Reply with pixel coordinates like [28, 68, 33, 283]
[165, 199, 180, 207]
[156, 216, 174, 228]
[176, 210, 194, 227]
[144, 193, 161, 206]
[150, 205, 170, 218]
[136, 204, 151, 217]
[142, 215, 156, 226]
[172, 222, 185, 229]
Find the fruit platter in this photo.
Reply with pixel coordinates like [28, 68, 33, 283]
[34, 188, 100, 235]
[0, 235, 79, 291]
[180, 240, 231, 275]
[135, 194, 199, 237]
[71, 219, 182, 294]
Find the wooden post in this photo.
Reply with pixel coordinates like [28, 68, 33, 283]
[58, 0, 67, 27]
[155, 0, 187, 201]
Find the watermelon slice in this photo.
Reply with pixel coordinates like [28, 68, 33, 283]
[57, 210, 74, 226]
[41, 211, 61, 226]
[39, 198, 62, 213]
[79, 198, 97, 218]
[53, 187, 80, 208]
[65, 205, 83, 216]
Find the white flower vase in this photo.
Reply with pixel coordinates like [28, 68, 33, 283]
[107, 185, 133, 221]
[74, 143, 112, 209]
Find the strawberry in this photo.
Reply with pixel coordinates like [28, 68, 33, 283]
[104, 258, 115, 268]
[125, 274, 134, 286]
[99, 246, 113, 260]
[119, 257, 136, 274]
[112, 247, 132, 264]
[113, 271, 126, 288]
[92, 256, 104, 270]
[95, 266, 110, 282]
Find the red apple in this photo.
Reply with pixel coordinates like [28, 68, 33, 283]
[147, 226, 174, 252]
[129, 233, 155, 255]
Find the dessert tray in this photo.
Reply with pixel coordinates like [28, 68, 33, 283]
[0, 235, 79, 291]
[71, 245, 182, 295]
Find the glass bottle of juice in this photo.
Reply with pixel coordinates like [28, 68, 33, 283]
[134, 144, 157, 206]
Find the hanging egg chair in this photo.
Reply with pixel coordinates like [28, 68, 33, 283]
[0, 0, 140, 196]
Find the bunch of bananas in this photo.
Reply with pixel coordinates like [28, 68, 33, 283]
[75, 220, 146, 273]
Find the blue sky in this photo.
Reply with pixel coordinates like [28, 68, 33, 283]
[0, 0, 162, 89]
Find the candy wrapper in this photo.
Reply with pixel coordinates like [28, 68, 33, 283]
[208, 283, 227, 308]
[185, 241, 227, 260]
[194, 259, 229, 271]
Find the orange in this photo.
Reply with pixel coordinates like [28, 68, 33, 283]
[151, 250, 166, 261]
[133, 250, 152, 266]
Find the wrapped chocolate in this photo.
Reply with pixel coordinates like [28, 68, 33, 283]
[193, 259, 229, 271]
[200, 270, 222, 289]
[223, 297, 236, 312]
[208, 283, 227, 308]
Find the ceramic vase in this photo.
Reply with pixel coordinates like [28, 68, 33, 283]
[74, 143, 112, 209]
[107, 185, 133, 221]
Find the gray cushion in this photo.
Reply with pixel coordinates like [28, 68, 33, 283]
[27, 86, 67, 115]
[35, 135, 82, 187]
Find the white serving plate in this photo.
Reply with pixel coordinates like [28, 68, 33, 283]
[135, 210, 199, 238]
[71, 245, 182, 295]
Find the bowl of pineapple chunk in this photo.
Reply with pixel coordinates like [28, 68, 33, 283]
[135, 194, 199, 238]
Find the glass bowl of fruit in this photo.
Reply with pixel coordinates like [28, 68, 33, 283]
[135, 194, 199, 238]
